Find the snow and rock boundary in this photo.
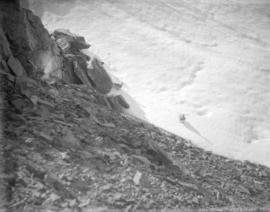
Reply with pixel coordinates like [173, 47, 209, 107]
[1, 0, 270, 211]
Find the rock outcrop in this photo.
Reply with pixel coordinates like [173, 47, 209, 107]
[0, 0, 130, 115]
[51, 28, 132, 113]
[0, 0, 62, 80]
[53, 29, 90, 51]
[52, 29, 113, 94]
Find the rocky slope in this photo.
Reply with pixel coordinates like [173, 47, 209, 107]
[1, 1, 270, 211]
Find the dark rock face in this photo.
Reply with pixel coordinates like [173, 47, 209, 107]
[0, 0, 131, 115]
[52, 29, 113, 94]
[88, 58, 113, 94]
[52, 29, 90, 84]
[51, 28, 133, 113]
[53, 29, 90, 51]
[62, 57, 81, 84]
[7, 55, 25, 76]
[115, 95, 130, 109]
[106, 95, 130, 112]
[0, 27, 12, 61]
[0, 1, 62, 78]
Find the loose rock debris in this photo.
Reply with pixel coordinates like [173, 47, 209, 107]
[3, 77, 270, 211]
[1, 2, 270, 211]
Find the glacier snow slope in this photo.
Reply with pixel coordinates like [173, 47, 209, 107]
[39, 0, 270, 167]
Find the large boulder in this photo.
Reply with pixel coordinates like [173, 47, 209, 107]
[87, 58, 113, 94]
[106, 95, 130, 112]
[114, 95, 130, 109]
[52, 29, 90, 52]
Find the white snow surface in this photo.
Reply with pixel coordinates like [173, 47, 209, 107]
[38, 0, 270, 167]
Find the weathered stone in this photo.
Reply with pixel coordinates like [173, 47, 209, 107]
[0, 58, 9, 72]
[62, 57, 82, 84]
[55, 37, 71, 52]
[115, 95, 130, 109]
[107, 96, 123, 112]
[73, 61, 94, 89]
[113, 82, 123, 90]
[0, 4, 62, 78]
[53, 29, 90, 51]
[95, 95, 110, 108]
[0, 28, 12, 61]
[87, 58, 113, 94]
[7, 56, 25, 76]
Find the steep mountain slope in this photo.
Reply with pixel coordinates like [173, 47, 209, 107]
[29, 0, 270, 167]
[1, 1, 270, 211]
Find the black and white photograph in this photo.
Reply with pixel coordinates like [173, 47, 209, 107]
[0, 0, 270, 211]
